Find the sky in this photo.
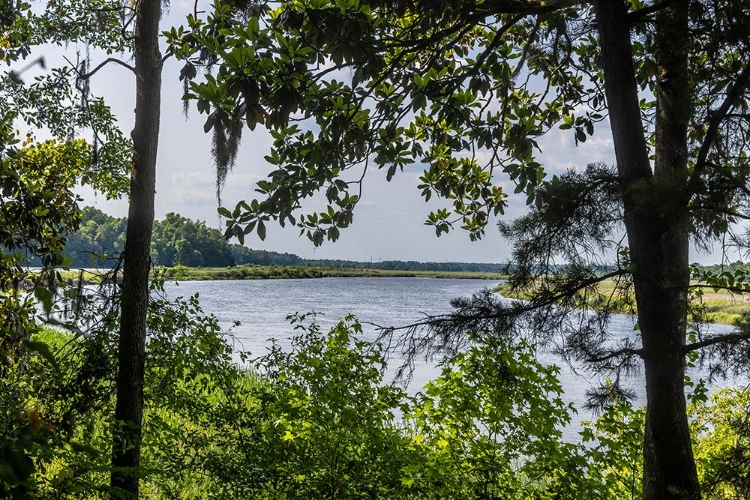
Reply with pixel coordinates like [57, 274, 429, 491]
[15, 1, 731, 264]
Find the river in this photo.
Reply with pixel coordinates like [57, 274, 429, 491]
[164, 277, 736, 440]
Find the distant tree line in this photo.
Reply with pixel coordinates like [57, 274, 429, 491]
[60, 207, 506, 272]
[691, 261, 750, 275]
[300, 259, 506, 273]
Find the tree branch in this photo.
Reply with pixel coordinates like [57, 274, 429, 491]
[627, 0, 671, 22]
[687, 283, 750, 295]
[683, 330, 750, 354]
[460, 14, 525, 81]
[389, 3, 558, 53]
[690, 205, 750, 222]
[587, 346, 643, 363]
[76, 57, 135, 79]
[375, 268, 631, 333]
[687, 60, 750, 194]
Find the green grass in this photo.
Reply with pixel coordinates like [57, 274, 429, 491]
[495, 279, 750, 325]
[58, 264, 506, 283]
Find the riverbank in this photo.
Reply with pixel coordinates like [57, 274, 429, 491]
[57, 264, 505, 284]
[495, 280, 749, 326]
[162, 264, 505, 281]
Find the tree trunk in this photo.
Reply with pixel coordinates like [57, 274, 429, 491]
[593, 1, 699, 498]
[110, 0, 162, 497]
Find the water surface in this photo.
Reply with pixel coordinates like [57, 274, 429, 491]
[164, 277, 737, 439]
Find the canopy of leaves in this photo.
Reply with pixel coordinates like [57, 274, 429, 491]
[168, 0, 601, 244]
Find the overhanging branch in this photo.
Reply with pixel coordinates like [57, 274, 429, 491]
[687, 283, 750, 295]
[374, 268, 630, 334]
[683, 330, 750, 354]
[587, 346, 643, 363]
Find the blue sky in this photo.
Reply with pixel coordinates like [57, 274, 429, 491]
[17, 0, 729, 264]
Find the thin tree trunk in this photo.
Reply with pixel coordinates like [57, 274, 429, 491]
[593, 1, 700, 498]
[110, 0, 162, 497]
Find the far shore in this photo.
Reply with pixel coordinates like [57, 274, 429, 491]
[57, 264, 507, 283]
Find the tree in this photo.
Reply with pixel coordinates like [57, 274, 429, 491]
[690, 387, 750, 498]
[171, 1, 750, 498]
[34, 0, 166, 495]
[64, 210, 237, 267]
[151, 213, 235, 267]
[0, 139, 91, 494]
[102, 0, 163, 496]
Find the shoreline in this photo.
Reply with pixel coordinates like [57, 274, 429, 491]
[54, 266, 745, 325]
[57, 264, 507, 283]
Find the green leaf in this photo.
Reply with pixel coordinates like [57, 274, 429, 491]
[26, 340, 60, 373]
[34, 286, 53, 315]
[257, 220, 266, 240]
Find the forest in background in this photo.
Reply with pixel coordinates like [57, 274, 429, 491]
[63, 206, 741, 276]
[61, 207, 507, 273]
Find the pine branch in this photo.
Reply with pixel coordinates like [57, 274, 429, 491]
[683, 330, 750, 354]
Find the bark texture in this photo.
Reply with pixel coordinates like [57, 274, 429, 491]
[110, 0, 162, 497]
[593, 0, 699, 498]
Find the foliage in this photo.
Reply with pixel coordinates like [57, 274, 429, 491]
[6, 0, 750, 497]
[579, 397, 645, 500]
[1, 274, 256, 497]
[1, 1, 130, 490]
[0, 0, 34, 64]
[0, 137, 95, 494]
[138, 287, 258, 498]
[5, 283, 750, 500]
[63, 206, 128, 267]
[2, 69, 131, 198]
[151, 212, 235, 268]
[240, 314, 417, 499]
[167, 6, 750, 494]
[404, 336, 579, 499]
[1, 139, 88, 269]
[147, 4, 750, 499]
[2, 0, 132, 201]
[160, 264, 502, 281]
[691, 387, 750, 499]
[61, 208, 234, 268]
[31, 0, 135, 54]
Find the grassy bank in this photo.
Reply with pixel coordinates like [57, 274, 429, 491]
[162, 264, 505, 281]
[58, 264, 506, 283]
[495, 279, 750, 325]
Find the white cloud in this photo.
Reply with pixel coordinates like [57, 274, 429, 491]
[169, 189, 216, 204]
[537, 118, 615, 174]
[170, 171, 214, 187]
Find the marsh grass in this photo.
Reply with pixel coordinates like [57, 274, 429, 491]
[693, 291, 750, 325]
[495, 280, 750, 325]
[57, 264, 505, 283]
